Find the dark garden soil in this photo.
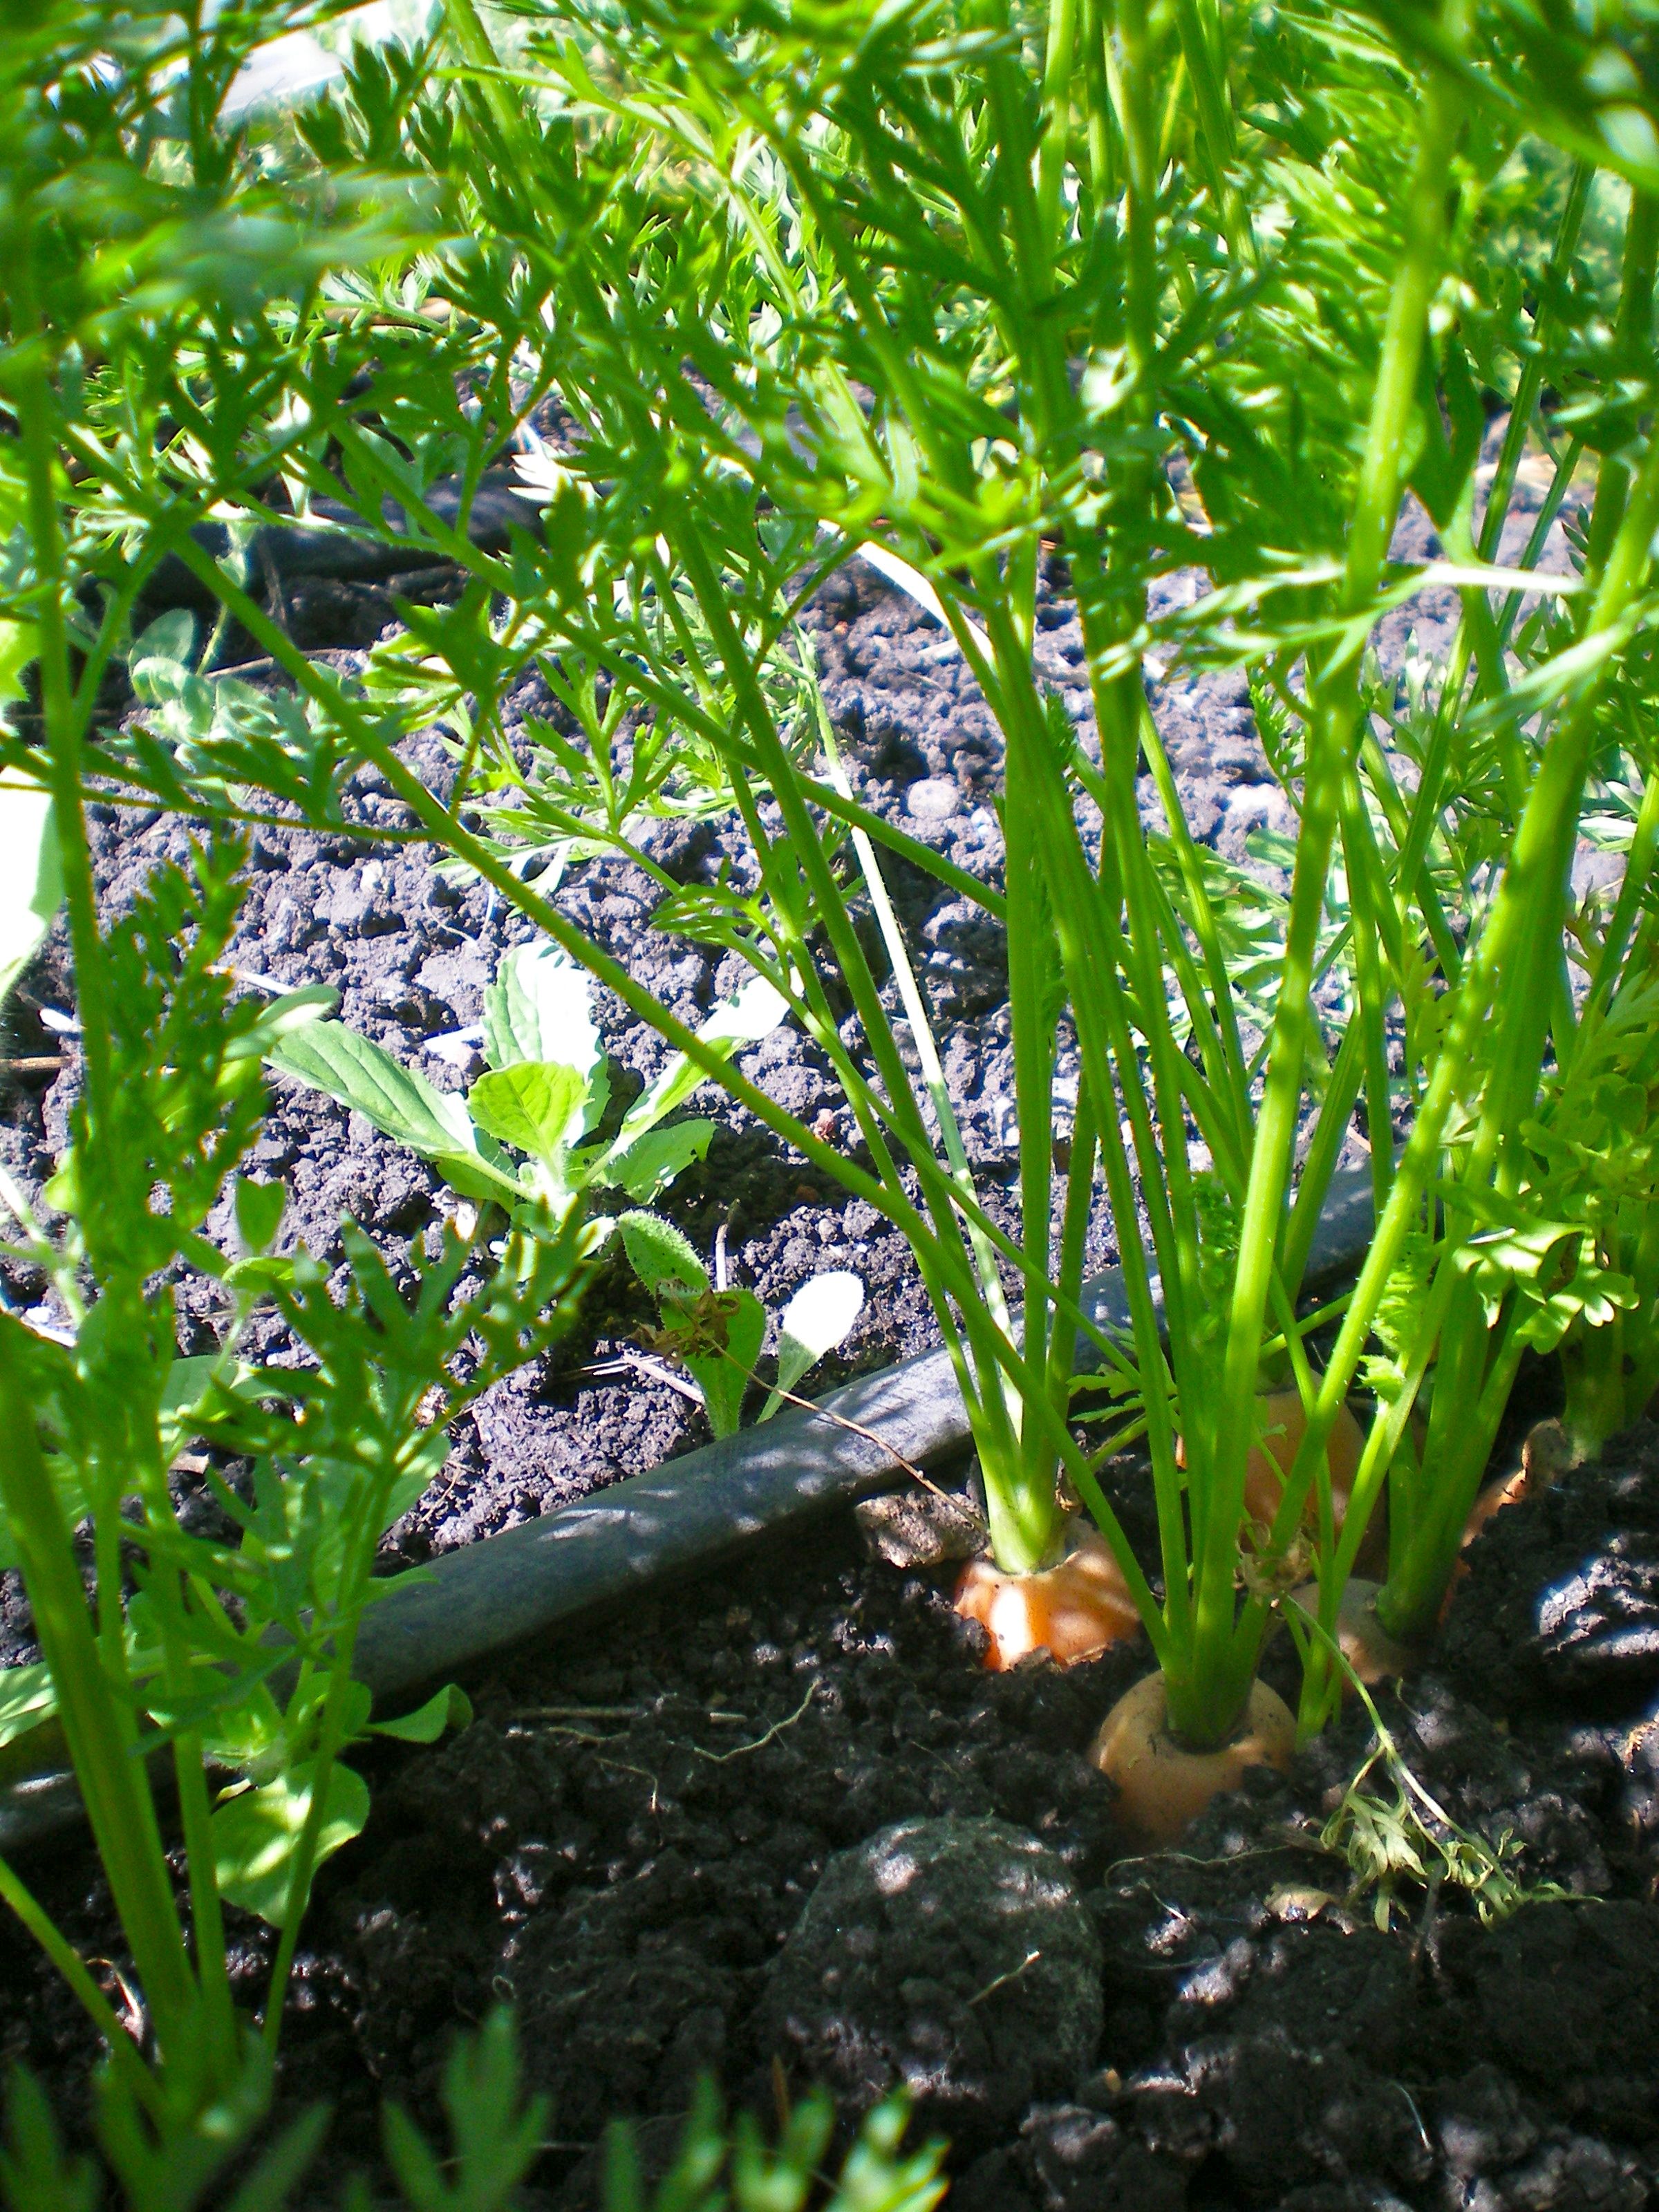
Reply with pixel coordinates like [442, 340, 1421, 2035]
[3, 432, 1646, 2207]
[8, 1424, 1659, 2212]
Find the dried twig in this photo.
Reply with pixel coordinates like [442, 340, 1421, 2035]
[967, 1949, 1042, 2007]
[706, 1339, 967, 1509]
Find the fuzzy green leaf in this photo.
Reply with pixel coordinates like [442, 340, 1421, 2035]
[0, 621, 39, 726]
[0, 1661, 56, 1752]
[223, 984, 339, 1067]
[619, 1210, 708, 1299]
[599, 1118, 715, 1201]
[761, 1270, 864, 1420]
[269, 1022, 519, 1200]
[269, 1020, 478, 1157]
[158, 1352, 229, 1459]
[128, 609, 195, 701]
[683, 1288, 767, 1439]
[234, 1176, 286, 1255]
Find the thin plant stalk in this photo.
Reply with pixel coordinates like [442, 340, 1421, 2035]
[0, 1330, 198, 2059]
[1280, 393, 1659, 1695]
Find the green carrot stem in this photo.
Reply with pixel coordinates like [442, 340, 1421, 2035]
[0, 1325, 196, 2055]
[1198, 50, 1466, 1741]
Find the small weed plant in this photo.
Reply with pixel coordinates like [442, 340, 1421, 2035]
[268, 937, 789, 1218]
[1318, 1665, 1574, 1931]
[270, 934, 866, 1431]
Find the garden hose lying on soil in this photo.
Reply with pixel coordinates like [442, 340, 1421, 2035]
[140, 471, 532, 611]
[0, 1167, 1378, 1853]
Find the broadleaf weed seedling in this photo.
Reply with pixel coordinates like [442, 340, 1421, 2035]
[268, 934, 868, 1437]
[268, 937, 789, 1215]
[621, 1208, 865, 1436]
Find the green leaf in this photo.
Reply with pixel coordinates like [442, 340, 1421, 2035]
[0, 1661, 56, 1752]
[268, 1022, 516, 1194]
[0, 2067, 97, 2212]
[0, 1447, 90, 1575]
[178, 1229, 229, 1282]
[158, 1352, 257, 1459]
[160, 1351, 222, 1412]
[761, 1270, 864, 1420]
[223, 1253, 297, 1292]
[234, 1176, 286, 1255]
[128, 609, 196, 702]
[684, 1288, 767, 1439]
[0, 776, 62, 1007]
[0, 621, 39, 729]
[367, 1683, 473, 1744]
[616, 975, 788, 1144]
[618, 1210, 708, 1299]
[483, 943, 603, 1098]
[223, 984, 340, 1067]
[425, 1150, 526, 1203]
[467, 1060, 589, 1168]
[382, 2010, 549, 2212]
[212, 1761, 371, 1927]
[599, 1118, 715, 1201]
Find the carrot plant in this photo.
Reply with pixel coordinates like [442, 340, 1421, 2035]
[0, 822, 592, 2155]
[1, 1995, 947, 2209]
[1282, 138, 1659, 1714]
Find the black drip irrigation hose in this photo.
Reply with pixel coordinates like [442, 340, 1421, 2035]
[0, 1168, 1378, 1853]
[138, 472, 529, 614]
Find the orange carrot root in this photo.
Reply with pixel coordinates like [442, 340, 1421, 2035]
[1178, 1391, 1382, 1569]
[1244, 1391, 1378, 1564]
[955, 1524, 1142, 1671]
[1089, 1671, 1295, 1846]
[1440, 1417, 1573, 1623]
[1288, 1575, 1422, 1686]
